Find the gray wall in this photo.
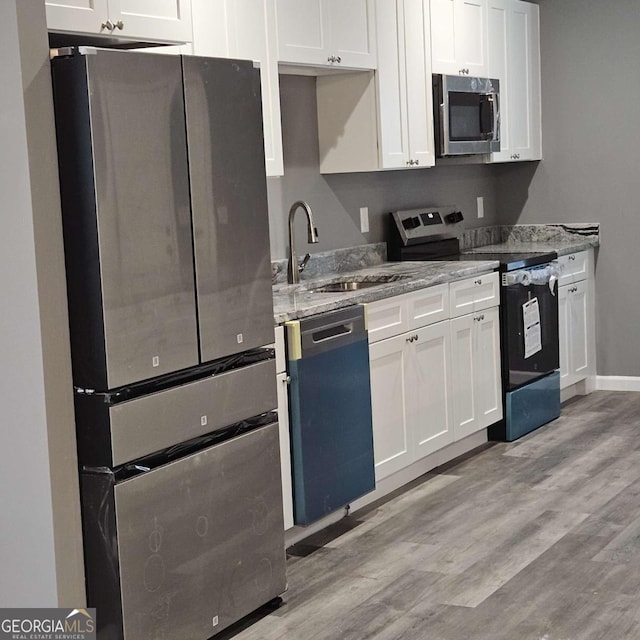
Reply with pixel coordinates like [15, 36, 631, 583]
[268, 75, 502, 260]
[496, 0, 640, 377]
[0, 0, 84, 606]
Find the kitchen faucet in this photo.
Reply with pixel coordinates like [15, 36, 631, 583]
[287, 200, 319, 284]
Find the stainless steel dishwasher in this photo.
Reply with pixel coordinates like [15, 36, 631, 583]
[285, 306, 375, 526]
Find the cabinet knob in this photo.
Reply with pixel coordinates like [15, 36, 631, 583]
[474, 279, 482, 285]
[414, 159, 419, 165]
[115, 20, 124, 30]
[101, 20, 115, 31]
[284, 375, 291, 384]
[328, 56, 335, 63]
[569, 255, 576, 261]
[336, 56, 342, 63]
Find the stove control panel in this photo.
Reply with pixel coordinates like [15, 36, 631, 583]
[391, 205, 464, 246]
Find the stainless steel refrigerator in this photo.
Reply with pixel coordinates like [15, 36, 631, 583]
[51, 47, 286, 640]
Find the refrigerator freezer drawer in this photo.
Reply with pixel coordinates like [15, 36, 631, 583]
[82, 422, 286, 640]
[108, 359, 277, 466]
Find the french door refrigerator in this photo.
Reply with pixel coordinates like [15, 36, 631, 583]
[51, 47, 286, 640]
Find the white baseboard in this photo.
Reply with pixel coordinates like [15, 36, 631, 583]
[596, 376, 640, 392]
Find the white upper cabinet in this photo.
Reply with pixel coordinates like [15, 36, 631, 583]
[275, 0, 377, 69]
[190, 0, 284, 176]
[487, 0, 541, 162]
[46, 0, 193, 44]
[430, 0, 488, 76]
[377, 0, 436, 169]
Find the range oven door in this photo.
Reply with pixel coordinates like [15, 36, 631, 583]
[502, 271, 560, 390]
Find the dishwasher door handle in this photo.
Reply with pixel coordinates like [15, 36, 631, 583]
[311, 322, 353, 343]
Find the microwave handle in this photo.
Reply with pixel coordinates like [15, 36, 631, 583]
[480, 95, 495, 137]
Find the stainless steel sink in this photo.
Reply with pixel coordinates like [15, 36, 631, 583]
[307, 274, 405, 293]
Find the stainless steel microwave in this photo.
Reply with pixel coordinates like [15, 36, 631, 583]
[433, 74, 500, 156]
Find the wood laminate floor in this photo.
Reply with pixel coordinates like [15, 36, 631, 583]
[220, 391, 640, 640]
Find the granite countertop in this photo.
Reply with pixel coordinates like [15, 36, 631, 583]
[463, 239, 597, 257]
[273, 259, 499, 324]
[272, 223, 601, 324]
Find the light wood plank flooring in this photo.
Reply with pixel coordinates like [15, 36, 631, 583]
[219, 391, 640, 640]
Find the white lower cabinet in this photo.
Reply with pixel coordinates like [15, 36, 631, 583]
[369, 319, 453, 480]
[558, 249, 593, 391]
[367, 277, 501, 482]
[450, 306, 502, 439]
[558, 280, 589, 390]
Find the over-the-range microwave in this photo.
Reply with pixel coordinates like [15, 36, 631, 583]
[433, 74, 500, 157]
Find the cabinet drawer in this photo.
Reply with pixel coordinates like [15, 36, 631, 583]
[365, 295, 406, 343]
[407, 284, 449, 330]
[449, 271, 500, 318]
[558, 251, 588, 286]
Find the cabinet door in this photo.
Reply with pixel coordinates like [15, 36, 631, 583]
[474, 306, 502, 430]
[275, 0, 328, 65]
[365, 294, 407, 343]
[559, 250, 589, 286]
[46, 0, 192, 42]
[508, 1, 540, 161]
[404, 0, 436, 167]
[558, 284, 572, 389]
[431, 0, 488, 76]
[570, 280, 589, 383]
[369, 335, 412, 480]
[229, 0, 285, 176]
[488, 0, 541, 163]
[277, 372, 294, 530]
[327, 0, 377, 68]
[110, 0, 193, 43]
[46, 0, 110, 35]
[449, 272, 499, 318]
[450, 313, 477, 438]
[411, 321, 454, 458]
[375, 0, 410, 168]
[407, 282, 449, 330]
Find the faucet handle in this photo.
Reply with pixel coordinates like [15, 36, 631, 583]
[299, 253, 311, 273]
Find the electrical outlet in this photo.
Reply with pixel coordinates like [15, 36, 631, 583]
[359, 207, 369, 233]
[476, 196, 484, 219]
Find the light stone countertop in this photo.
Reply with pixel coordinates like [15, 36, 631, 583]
[273, 259, 499, 324]
[464, 239, 598, 257]
[272, 224, 600, 324]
